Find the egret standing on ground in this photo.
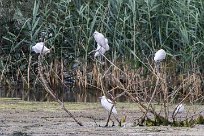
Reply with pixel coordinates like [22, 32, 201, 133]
[172, 103, 185, 122]
[154, 49, 166, 72]
[32, 42, 50, 54]
[99, 96, 120, 126]
[174, 103, 184, 115]
[99, 96, 117, 114]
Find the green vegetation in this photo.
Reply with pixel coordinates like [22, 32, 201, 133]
[0, 0, 203, 104]
[0, 97, 138, 112]
[0, 97, 97, 111]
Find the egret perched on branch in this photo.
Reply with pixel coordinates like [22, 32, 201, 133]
[104, 38, 110, 51]
[154, 49, 166, 72]
[93, 31, 110, 58]
[32, 42, 50, 54]
[93, 31, 109, 51]
[94, 44, 106, 58]
[154, 49, 166, 62]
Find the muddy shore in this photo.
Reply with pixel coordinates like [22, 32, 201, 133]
[0, 98, 203, 136]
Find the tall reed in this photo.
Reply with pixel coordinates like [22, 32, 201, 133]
[0, 0, 203, 103]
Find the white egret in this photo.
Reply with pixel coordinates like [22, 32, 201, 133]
[154, 49, 166, 62]
[172, 103, 184, 122]
[94, 38, 109, 58]
[154, 49, 166, 72]
[99, 96, 117, 114]
[32, 42, 50, 54]
[94, 45, 106, 58]
[92, 31, 110, 64]
[99, 96, 121, 126]
[93, 31, 109, 51]
[104, 38, 110, 51]
[174, 103, 184, 115]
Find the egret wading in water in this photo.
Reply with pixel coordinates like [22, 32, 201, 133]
[154, 49, 166, 72]
[99, 96, 121, 127]
[91, 31, 110, 63]
[32, 42, 50, 54]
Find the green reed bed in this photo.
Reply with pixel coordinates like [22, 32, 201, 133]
[0, 0, 204, 106]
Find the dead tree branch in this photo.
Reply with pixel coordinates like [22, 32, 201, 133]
[38, 55, 83, 126]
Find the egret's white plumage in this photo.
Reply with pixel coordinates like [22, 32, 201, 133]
[99, 96, 117, 114]
[94, 44, 106, 58]
[93, 31, 109, 51]
[92, 31, 110, 59]
[154, 49, 166, 62]
[32, 42, 50, 54]
[104, 38, 109, 51]
[91, 31, 110, 58]
[93, 31, 106, 49]
[175, 103, 184, 114]
[96, 44, 101, 51]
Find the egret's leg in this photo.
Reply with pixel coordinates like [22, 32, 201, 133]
[105, 105, 114, 127]
[113, 114, 121, 127]
[95, 58, 105, 65]
[98, 55, 105, 65]
[105, 111, 112, 127]
[110, 118, 115, 126]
